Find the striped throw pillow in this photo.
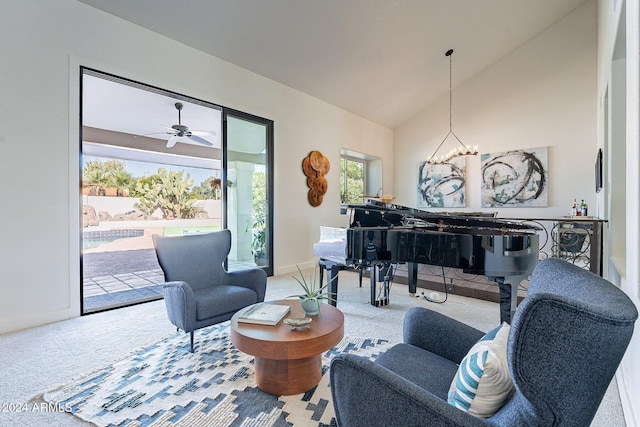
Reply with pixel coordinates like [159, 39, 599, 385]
[447, 323, 514, 418]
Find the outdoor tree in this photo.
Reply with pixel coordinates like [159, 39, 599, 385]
[191, 177, 220, 200]
[83, 159, 133, 196]
[134, 168, 201, 219]
[252, 171, 266, 221]
[339, 158, 364, 203]
[250, 171, 267, 259]
[110, 169, 134, 196]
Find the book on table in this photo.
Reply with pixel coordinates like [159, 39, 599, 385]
[237, 303, 290, 326]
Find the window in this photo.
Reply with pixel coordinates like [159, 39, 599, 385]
[340, 157, 365, 204]
[339, 149, 383, 205]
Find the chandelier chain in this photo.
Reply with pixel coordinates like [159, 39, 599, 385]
[449, 51, 452, 133]
[427, 49, 478, 165]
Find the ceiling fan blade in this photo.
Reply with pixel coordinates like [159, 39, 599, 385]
[190, 130, 217, 136]
[189, 134, 214, 147]
[166, 135, 180, 148]
[139, 130, 173, 138]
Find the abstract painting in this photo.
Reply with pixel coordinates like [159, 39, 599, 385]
[417, 157, 466, 207]
[481, 147, 548, 207]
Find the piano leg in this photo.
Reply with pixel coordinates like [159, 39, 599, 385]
[318, 259, 340, 307]
[407, 262, 418, 296]
[369, 265, 377, 306]
[490, 275, 527, 324]
[370, 264, 391, 307]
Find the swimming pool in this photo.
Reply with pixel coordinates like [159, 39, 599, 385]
[83, 229, 144, 250]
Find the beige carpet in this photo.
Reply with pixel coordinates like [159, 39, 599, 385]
[0, 269, 625, 426]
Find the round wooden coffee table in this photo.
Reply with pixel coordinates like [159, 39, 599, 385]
[230, 299, 344, 395]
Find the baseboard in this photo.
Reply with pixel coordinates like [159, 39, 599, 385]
[275, 260, 317, 276]
[617, 368, 639, 427]
[0, 307, 78, 335]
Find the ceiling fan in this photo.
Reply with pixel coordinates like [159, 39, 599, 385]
[153, 102, 216, 148]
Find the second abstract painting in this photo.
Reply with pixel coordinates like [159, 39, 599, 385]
[480, 147, 548, 207]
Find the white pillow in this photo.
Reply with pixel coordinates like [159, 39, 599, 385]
[447, 322, 514, 418]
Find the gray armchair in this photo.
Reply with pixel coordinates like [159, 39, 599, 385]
[153, 230, 267, 352]
[330, 258, 638, 426]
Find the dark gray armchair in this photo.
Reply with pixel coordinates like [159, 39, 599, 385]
[330, 258, 638, 426]
[153, 230, 267, 352]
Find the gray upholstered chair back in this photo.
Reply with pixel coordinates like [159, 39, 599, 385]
[153, 230, 231, 291]
[492, 258, 638, 426]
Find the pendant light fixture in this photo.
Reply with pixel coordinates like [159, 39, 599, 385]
[427, 49, 478, 164]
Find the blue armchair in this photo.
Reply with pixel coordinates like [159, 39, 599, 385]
[153, 230, 267, 352]
[330, 258, 638, 426]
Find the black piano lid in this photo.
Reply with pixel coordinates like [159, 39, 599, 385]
[343, 202, 542, 233]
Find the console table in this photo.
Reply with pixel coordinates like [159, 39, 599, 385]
[507, 217, 607, 276]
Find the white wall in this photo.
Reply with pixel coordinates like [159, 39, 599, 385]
[598, 0, 640, 425]
[0, 1, 392, 333]
[394, 1, 597, 220]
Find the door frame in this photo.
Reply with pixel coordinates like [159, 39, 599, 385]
[223, 108, 274, 277]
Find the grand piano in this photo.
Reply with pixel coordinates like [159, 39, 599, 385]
[313, 201, 540, 324]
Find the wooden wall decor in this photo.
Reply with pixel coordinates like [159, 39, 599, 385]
[302, 151, 330, 207]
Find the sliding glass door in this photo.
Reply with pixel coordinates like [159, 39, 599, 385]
[80, 68, 273, 314]
[224, 110, 274, 276]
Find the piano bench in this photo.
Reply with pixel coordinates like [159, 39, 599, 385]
[318, 259, 363, 306]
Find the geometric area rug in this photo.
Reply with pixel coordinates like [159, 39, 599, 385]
[40, 322, 392, 426]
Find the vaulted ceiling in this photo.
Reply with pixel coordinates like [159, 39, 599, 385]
[79, 0, 589, 128]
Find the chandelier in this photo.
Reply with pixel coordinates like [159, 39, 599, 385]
[427, 49, 478, 165]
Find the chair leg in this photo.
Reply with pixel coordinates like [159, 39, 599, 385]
[190, 331, 195, 353]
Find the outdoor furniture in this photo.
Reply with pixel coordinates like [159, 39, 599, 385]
[329, 258, 638, 426]
[153, 230, 267, 352]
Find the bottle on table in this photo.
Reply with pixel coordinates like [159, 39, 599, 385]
[581, 200, 589, 216]
[571, 199, 577, 216]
